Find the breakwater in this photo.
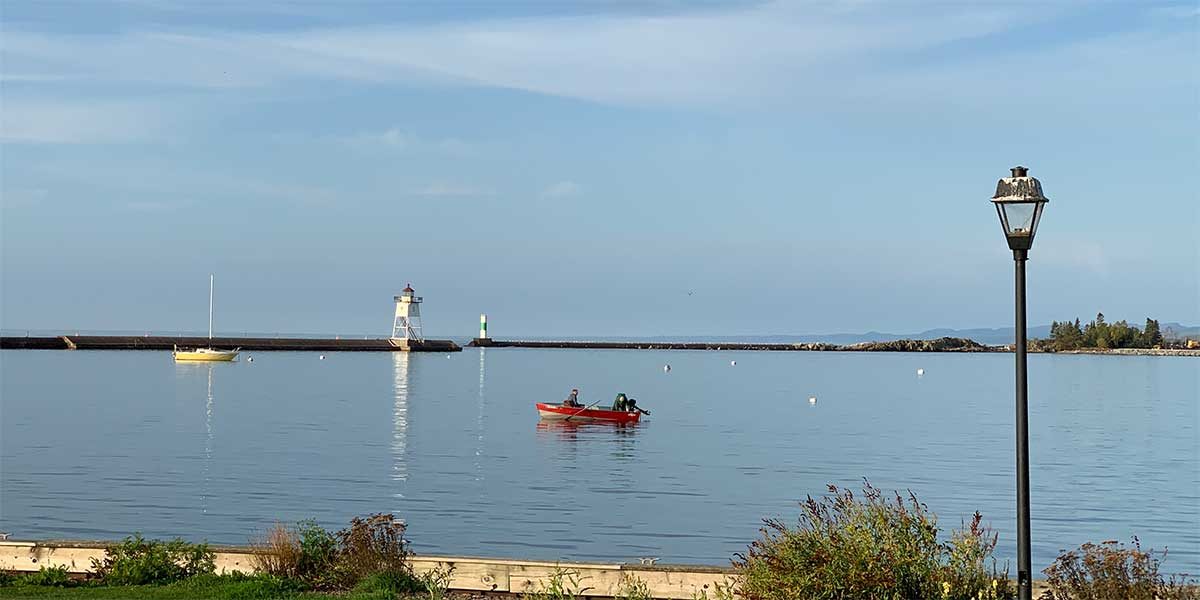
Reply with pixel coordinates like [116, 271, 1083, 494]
[0, 335, 461, 352]
[469, 336, 994, 352]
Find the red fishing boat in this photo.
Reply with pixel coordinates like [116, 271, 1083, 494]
[535, 403, 643, 424]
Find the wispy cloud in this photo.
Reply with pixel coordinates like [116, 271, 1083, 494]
[1038, 239, 1111, 277]
[0, 188, 50, 208]
[0, 3, 1071, 107]
[0, 99, 169, 144]
[1, 2, 1191, 135]
[340, 128, 476, 156]
[346, 127, 411, 148]
[541, 181, 582, 198]
[412, 183, 493, 198]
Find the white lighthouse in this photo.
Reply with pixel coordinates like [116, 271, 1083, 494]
[391, 283, 423, 341]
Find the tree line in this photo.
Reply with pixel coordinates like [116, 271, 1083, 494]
[1046, 313, 1162, 350]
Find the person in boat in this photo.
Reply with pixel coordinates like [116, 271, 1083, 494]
[612, 393, 629, 411]
[563, 388, 581, 408]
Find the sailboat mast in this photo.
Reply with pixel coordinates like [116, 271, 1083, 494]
[208, 274, 214, 340]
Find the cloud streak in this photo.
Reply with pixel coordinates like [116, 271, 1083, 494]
[0, 2, 1100, 108]
[541, 181, 582, 198]
[1, 2, 1192, 140]
[0, 99, 170, 144]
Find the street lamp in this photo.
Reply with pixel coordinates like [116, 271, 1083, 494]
[991, 165, 1048, 600]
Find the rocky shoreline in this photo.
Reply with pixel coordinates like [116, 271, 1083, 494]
[1049, 347, 1200, 357]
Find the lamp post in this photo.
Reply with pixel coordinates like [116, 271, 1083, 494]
[991, 165, 1049, 600]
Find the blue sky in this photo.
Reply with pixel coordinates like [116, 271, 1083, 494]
[2, 1, 1197, 338]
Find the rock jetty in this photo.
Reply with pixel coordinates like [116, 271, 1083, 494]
[845, 337, 992, 352]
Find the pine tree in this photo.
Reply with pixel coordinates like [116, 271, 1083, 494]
[1143, 318, 1162, 348]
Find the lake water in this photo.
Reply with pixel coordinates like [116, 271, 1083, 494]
[1, 349, 1197, 572]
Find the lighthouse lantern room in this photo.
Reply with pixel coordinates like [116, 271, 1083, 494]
[391, 283, 423, 341]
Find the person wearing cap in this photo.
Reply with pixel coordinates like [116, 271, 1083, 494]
[612, 393, 628, 411]
[564, 388, 581, 407]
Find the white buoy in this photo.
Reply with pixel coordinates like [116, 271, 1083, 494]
[916, 368, 924, 376]
[730, 360, 737, 366]
[808, 396, 817, 404]
[247, 356, 254, 362]
[663, 364, 671, 372]
[319, 355, 326, 360]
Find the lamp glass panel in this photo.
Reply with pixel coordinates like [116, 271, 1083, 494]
[1030, 202, 1044, 238]
[1000, 202, 1037, 237]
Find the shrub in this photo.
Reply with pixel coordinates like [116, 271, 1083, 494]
[296, 519, 338, 587]
[91, 533, 216, 585]
[248, 514, 413, 591]
[250, 523, 303, 579]
[351, 568, 424, 596]
[0, 571, 19, 587]
[944, 512, 1014, 599]
[616, 573, 652, 600]
[1041, 538, 1198, 600]
[419, 565, 455, 600]
[250, 519, 340, 589]
[734, 481, 1013, 600]
[523, 567, 593, 600]
[333, 513, 410, 587]
[18, 565, 74, 587]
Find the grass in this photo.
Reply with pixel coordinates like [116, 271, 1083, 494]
[0, 579, 438, 600]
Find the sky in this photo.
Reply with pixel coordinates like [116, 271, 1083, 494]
[1, 1, 1197, 338]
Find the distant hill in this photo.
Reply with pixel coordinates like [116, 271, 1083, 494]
[504, 327, 1054, 345]
[1162, 323, 1200, 340]
[536, 323, 1200, 346]
[635, 326, 1051, 346]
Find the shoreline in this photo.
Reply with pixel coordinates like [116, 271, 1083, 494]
[2, 335, 1196, 356]
[0, 538, 1055, 598]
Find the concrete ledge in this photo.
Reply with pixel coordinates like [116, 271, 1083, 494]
[0, 336, 461, 353]
[0, 540, 734, 599]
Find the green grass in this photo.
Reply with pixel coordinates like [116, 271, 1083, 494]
[0, 585, 430, 599]
[0, 574, 438, 600]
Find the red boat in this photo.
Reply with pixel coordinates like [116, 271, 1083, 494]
[535, 403, 642, 424]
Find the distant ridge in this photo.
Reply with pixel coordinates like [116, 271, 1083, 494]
[515, 322, 1196, 346]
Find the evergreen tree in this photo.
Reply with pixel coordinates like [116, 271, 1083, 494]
[1143, 318, 1162, 348]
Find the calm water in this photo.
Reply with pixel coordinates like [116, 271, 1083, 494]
[1, 349, 1197, 571]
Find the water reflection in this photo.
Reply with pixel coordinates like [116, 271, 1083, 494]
[204, 365, 213, 514]
[391, 353, 409, 487]
[475, 348, 487, 481]
[173, 363, 217, 515]
[536, 421, 642, 460]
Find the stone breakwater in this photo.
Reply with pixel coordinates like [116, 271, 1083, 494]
[469, 336, 994, 352]
[0, 335, 461, 352]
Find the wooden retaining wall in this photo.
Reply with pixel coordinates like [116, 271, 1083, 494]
[0, 540, 733, 599]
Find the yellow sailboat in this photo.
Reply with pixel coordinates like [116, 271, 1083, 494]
[173, 274, 240, 362]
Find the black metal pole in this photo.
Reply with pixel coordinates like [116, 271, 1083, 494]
[1014, 248, 1031, 600]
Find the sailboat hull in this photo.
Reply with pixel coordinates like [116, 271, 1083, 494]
[173, 349, 239, 362]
